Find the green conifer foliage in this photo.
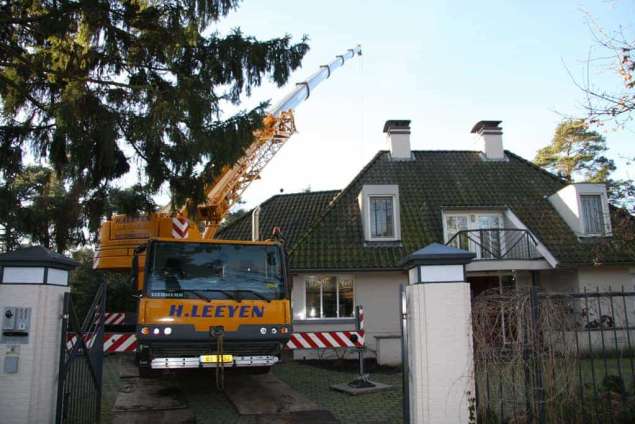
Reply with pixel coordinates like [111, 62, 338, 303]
[0, 0, 309, 250]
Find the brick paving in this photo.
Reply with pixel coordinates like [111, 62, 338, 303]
[101, 356, 404, 424]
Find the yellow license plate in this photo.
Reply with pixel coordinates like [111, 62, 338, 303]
[200, 354, 233, 364]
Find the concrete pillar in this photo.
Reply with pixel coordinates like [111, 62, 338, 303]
[400, 243, 475, 424]
[0, 246, 78, 424]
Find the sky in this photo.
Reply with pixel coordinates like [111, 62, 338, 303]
[183, 0, 635, 210]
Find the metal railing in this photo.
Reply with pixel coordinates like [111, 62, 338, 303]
[446, 228, 542, 260]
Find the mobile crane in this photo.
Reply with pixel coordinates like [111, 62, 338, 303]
[94, 45, 362, 376]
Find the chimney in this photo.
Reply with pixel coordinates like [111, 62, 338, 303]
[383, 120, 412, 160]
[471, 120, 505, 160]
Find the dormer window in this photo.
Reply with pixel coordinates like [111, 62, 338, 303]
[370, 196, 394, 238]
[581, 195, 606, 235]
[359, 185, 401, 242]
[548, 184, 612, 237]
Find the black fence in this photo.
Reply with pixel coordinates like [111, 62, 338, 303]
[473, 286, 635, 423]
[56, 282, 106, 424]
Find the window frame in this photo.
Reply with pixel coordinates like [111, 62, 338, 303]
[359, 185, 401, 242]
[369, 195, 396, 238]
[304, 275, 355, 320]
[442, 211, 505, 259]
[578, 193, 610, 236]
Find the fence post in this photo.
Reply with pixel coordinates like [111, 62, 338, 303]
[400, 243, 475, 423]
[0, 246, 79, 424]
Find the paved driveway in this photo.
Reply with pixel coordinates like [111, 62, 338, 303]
[102, 356, 404, 424]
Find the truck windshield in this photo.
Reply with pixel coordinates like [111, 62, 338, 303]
[146, 242, 285, 301]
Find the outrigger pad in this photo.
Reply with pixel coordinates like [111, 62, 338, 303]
[330, 380, 393, 396]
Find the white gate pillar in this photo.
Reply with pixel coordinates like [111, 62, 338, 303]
[0, 246, 78, 424]
[401, 243, 475, 424]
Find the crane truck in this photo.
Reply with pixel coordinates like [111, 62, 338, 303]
[94, 45, 362, 376]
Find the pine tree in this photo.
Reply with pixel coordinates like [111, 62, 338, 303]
[535, 119, 634, 212]
[534, 119, 614, 182]
[0, 0, 309, 249]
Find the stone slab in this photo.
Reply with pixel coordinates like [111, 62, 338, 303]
[330, 380, 393, 395]
[224, 373, 320, 415]
[113, 378, 188, 412]
[237, 410, 339, 424]
[111, 409, 195, 424]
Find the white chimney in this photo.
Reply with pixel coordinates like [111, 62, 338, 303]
[471, 120, 505, 160]
[383, 120, 412, 160]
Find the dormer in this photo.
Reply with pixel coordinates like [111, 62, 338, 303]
[548, 184, 612, 237]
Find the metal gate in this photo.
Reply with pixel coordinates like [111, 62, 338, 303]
[56, 282, 106, 424]
[473, 285, 635, 423]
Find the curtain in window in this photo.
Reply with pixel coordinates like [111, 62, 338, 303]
[581, 195, 605, 234]
[304, 276, 354, 319]
[370, 197, 394, 237]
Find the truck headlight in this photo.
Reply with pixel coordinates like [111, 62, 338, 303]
[164, 327, 172, 335]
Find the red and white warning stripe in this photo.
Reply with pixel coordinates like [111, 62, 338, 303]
[66, 333, 98, 350]
[66, 333, 137, 353]
[171, 216, 189, 239]
[286, 330, 365, 350]
[103, 333, 137, 353]
[104, 313, 126, 326]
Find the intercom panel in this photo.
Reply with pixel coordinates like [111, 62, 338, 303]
[2, 307, 31, 336]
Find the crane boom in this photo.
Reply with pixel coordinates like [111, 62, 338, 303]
[270, 45, 362, 116]
[94, 44, 361, 271]
[197, 45, 362, 238]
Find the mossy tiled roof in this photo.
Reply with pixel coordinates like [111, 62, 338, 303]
[219, 150, 635, 271]
[216, 190, 340, 248]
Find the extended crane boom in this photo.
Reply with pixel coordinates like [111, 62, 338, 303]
[197, 45, 362, 238]
[94, 44, 361, 271]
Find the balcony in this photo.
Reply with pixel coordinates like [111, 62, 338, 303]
[446, 229, 542, 260]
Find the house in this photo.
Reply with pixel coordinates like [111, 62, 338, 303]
[218, 120, 635, 365]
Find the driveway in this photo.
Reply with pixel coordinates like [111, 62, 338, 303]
[102, 355, 404, 424]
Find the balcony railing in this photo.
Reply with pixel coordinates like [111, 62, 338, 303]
[446, 229, 542, 260]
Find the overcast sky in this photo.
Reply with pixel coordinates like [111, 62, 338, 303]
[176, 1, 635, 210]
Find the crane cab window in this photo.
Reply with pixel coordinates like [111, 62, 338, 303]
[146, 241, 285, 301]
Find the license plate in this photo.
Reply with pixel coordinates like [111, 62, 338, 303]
[200, 354, 233, 364]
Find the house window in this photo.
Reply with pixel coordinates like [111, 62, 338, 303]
[359, 185, 401, 241]
[444, 212, 503, 259]
[370, 196, 395, 238]
[305, 276, 354, 319]
[580, 195, 606, 234]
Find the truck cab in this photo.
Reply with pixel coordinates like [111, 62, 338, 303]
[135, 238, 292, 373]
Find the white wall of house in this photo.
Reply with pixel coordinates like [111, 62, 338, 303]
[289, 265, 635, 364]
[290, 271, 406, 364]
[577, 266, 635, 291]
